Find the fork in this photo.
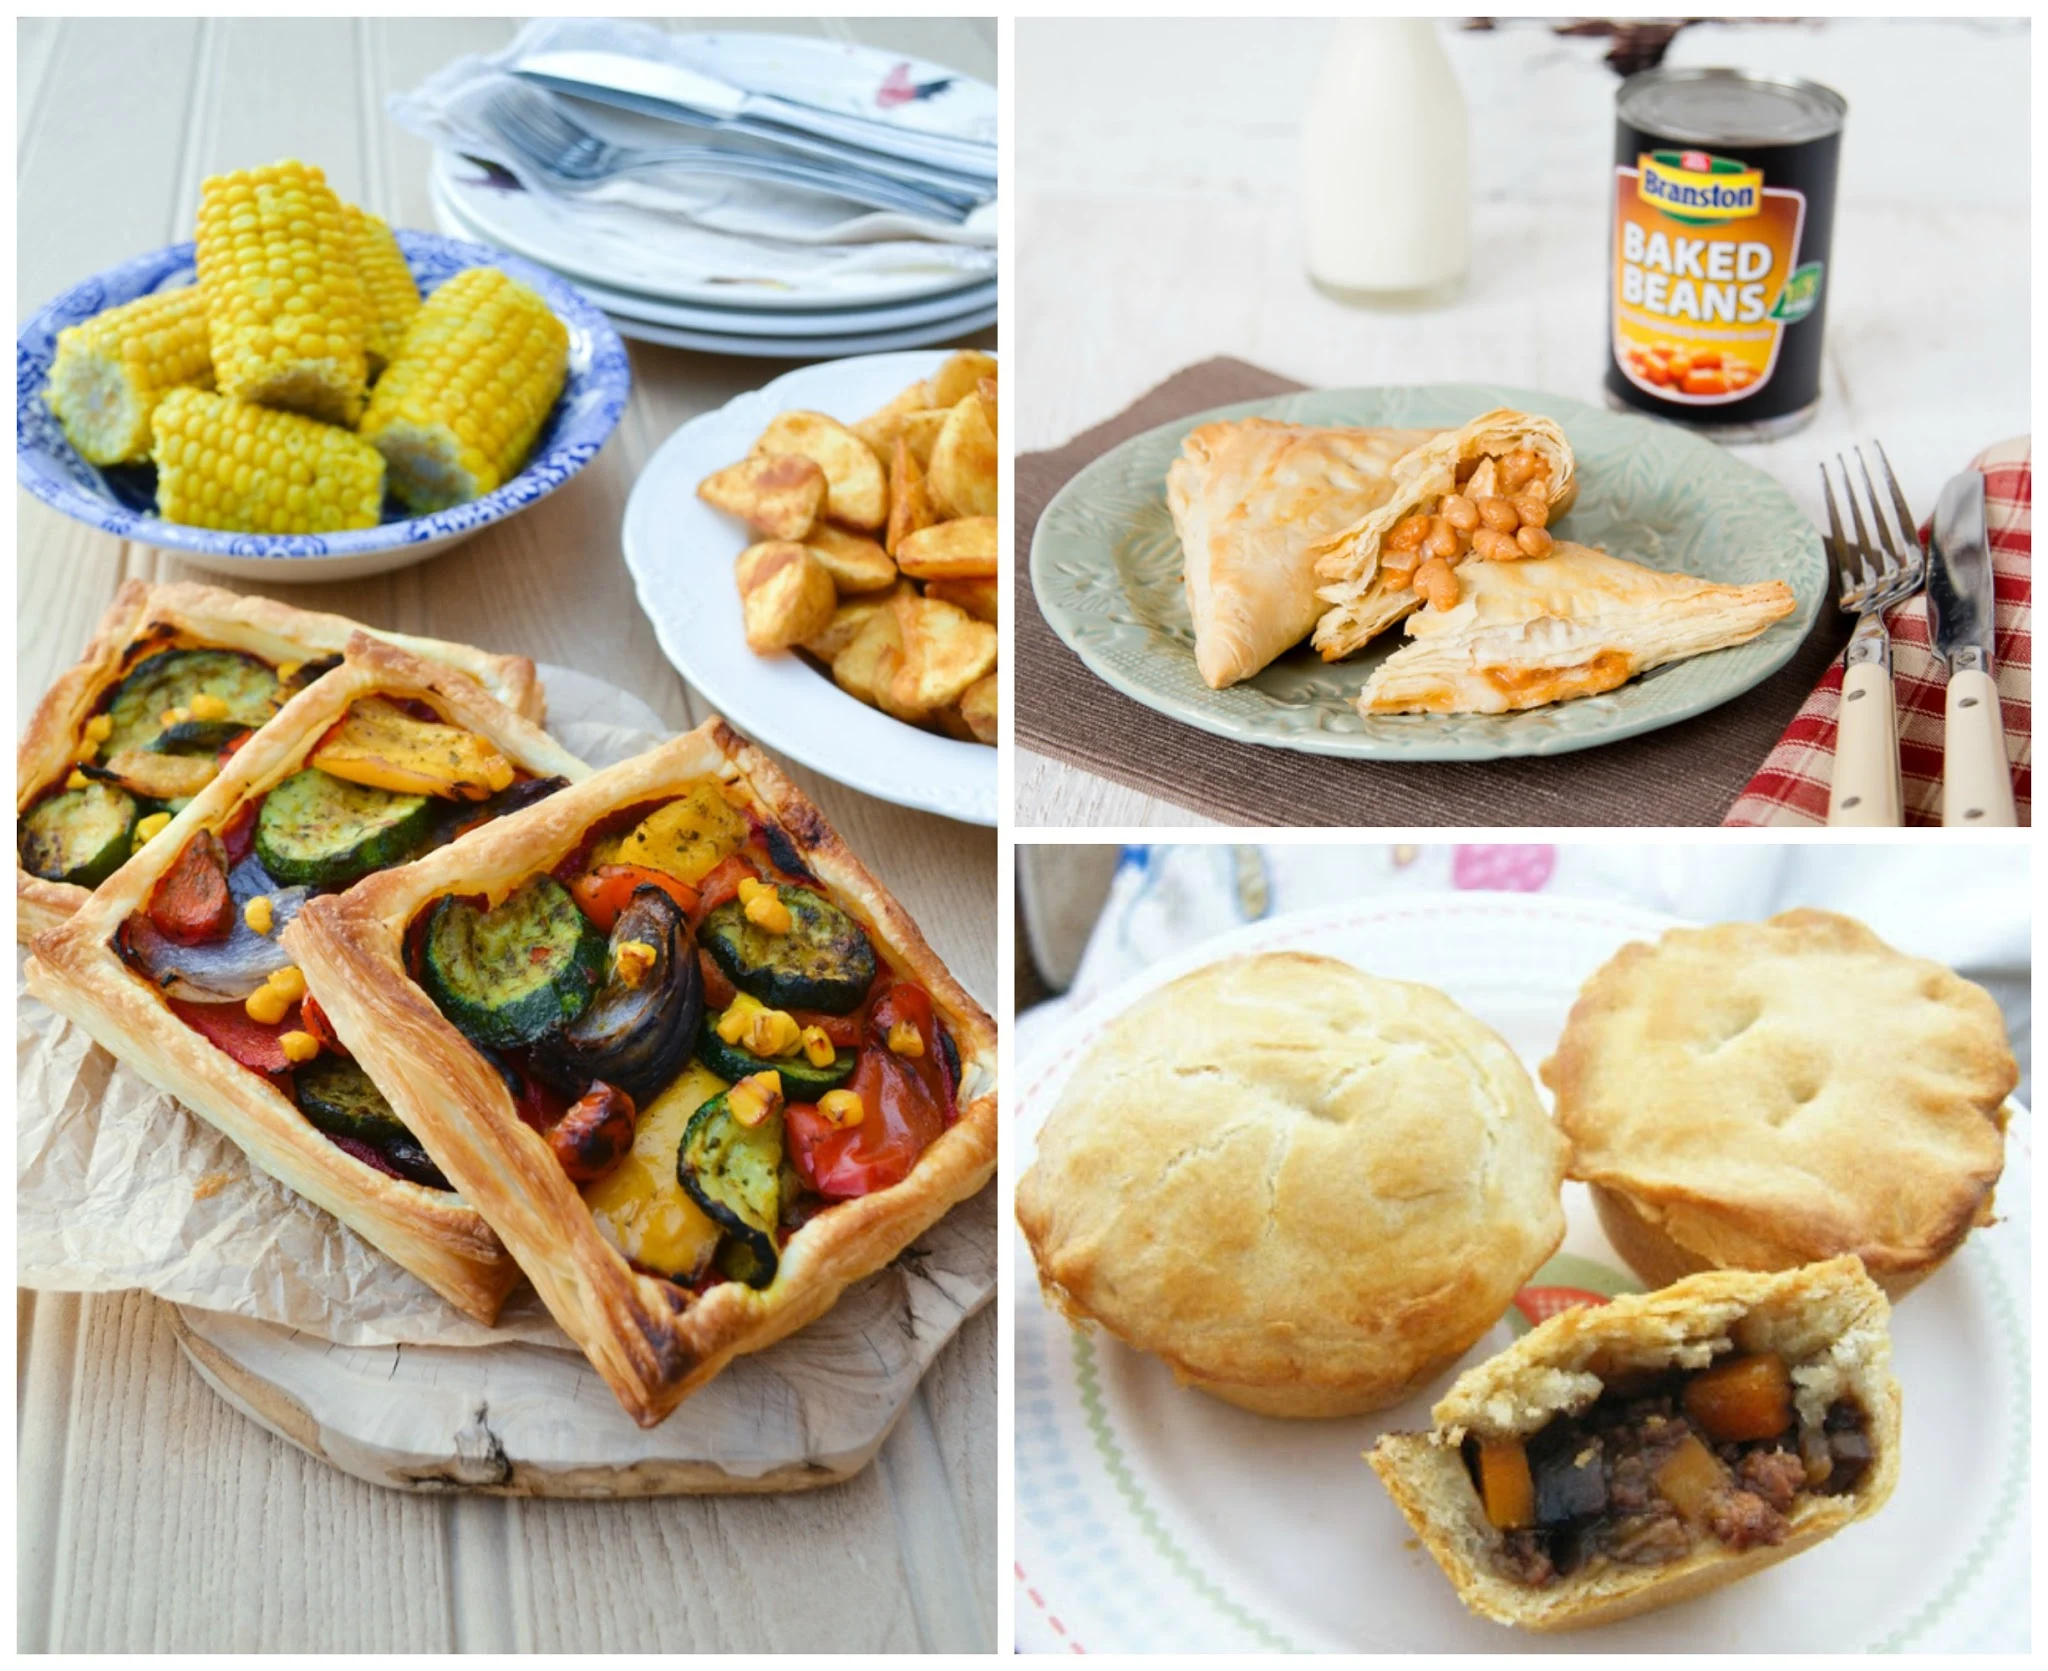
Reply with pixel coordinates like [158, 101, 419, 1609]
[1818, 442, 1925, 826]
[479, 81, 977, 222]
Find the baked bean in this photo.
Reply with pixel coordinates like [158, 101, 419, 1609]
[1380, 550, 1419, 581]
[1413, 557, 1460, 611]
[1470, 526, 1522, 563]
[1441, 493, 1480, 533]
[1512, 493, 1549, 530]
[1666, 353, 1692, 380]
[1728, 364, 1757, 388]
[1690, 350, 1723, 371]
[1500, 450, 1539, 492]
[1516, 525, 1554, 558]
[1477, 496, 1520, 533]
[1386, 514, 1431, 552]
[1423, 517, 1461, 561]
[1683, 369, 1729, 395]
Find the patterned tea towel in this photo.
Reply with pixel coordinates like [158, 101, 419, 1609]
[1725, 438, 2031, 826]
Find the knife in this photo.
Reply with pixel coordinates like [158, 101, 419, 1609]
[1926, 471, 2018, 826]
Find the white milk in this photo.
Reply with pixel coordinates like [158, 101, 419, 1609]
[1300, 19, 1470, 305]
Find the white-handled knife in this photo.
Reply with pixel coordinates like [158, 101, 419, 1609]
[1926, 472, 2019, 826]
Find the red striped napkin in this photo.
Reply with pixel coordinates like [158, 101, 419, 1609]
[1725, 439, 2032, 826]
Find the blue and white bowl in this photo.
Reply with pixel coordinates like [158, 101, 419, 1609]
[16, 231, 631, 583]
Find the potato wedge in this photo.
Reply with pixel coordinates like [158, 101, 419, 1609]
[896, 407, 950, 469]
[803, 581, 913, 666]
[927, 394, 997, 519]
[862, 377, 931, 426]
[959, 673, 997, 744]
[927, 350, 999, 410]
[698, 454, 826, 541]
[752, 410, 888, 530]
[896, 515, 996, 580]
[735, 540, 837, 652]
[888, 594, 996, 718]
[832, 605, 904, 711]
[803, 522, 897, 593]
[885, 436, 940, 558]
[925, 576, 999, 624]
[977, 375, 998, 439]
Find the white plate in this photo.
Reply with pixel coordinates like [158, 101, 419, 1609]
[606, 304, 996, 358]
[429, 169, 995, 335]
[621, 351, 996, 825]
[431, 149, 992, 311]
[1014, 894, 2030, 1653]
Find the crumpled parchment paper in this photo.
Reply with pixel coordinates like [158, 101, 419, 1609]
[18, 667, 668, 1349]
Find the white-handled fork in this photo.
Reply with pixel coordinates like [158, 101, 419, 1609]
[1819, 444, 1925, 826]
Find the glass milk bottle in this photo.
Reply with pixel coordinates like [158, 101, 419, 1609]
[1301, 19, 1470, 306]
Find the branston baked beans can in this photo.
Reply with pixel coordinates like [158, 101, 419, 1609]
[1606, 68, 1846, 442]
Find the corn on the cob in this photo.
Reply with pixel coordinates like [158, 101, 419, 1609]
[152, 387, 385, 534]
[345, 204, 420, 378]
[43, 286, 216, 465]
[195, 159, 370, 426]
[359, 265, 568, 512]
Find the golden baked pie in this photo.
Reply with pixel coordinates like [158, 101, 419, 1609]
[1543, 909, 2015, 1297]
[1015, 952, 1567, 1418]
[1312, 408, 1578, 659]
[17, 579, 542, 941]
[284, 720, 998, 1426]
[1357, 541, 1797, 715]
[26, 636, 587, 1322]
[1166, 418, 1436, 687]
[1369, 1257, 1900, 1632]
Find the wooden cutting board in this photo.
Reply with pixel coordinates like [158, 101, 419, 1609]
[167, 1184, 994, 1496]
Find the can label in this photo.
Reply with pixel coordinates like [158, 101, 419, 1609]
[1612, 149, 1813, 405]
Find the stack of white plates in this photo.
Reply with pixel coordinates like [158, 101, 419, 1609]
[427, 38, 995, 358]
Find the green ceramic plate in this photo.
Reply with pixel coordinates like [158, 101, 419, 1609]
[1030, 383, 1826, 760]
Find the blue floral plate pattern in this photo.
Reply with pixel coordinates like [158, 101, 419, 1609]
[16, 231, 629, 581]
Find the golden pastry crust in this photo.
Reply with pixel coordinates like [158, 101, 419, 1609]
[282, 719, 998, 1427]
[24, 634, 588, 1323]
[1312, 408, 1580, 658]
[1015, 952, 1567, 1418]
[1542, 910, 2015, 1298]
[1367, 1257, 1901, 1632]
[1356, 541, 1797, 715]
[17, 579, 545, 940]
[1166, 419, 1437, 689]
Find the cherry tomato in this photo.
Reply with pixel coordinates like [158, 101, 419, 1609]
[300, 992, 350, 1058]
[692, 855, 759, 919]
[786, 984, 949, 1200]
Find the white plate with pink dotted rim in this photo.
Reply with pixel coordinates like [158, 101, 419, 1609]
[1013, 893, 2029, 1652]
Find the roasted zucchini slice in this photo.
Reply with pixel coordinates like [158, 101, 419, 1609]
[695, 1018, 855, 1100]
[254, 767, 437, 886]
[701, 886, 877, 1015]
[295, 1056, 450, 1190]
[19, 782, 139, 888]
[102, 648, 279, 758]
[421, 876, 609, 1049]
[679, 1089, 785, 1288]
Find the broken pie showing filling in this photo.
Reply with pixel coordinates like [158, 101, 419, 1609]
[1368, 1257, 1899, 1632]
[1357, 541, 1797, 716]
[1311, 408, 1579, 660]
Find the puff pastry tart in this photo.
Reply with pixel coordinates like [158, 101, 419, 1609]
[1369, 1257, 1900, 1632]
[1544, 909, 2015, 1298]
[1166, 418, 1437, 688]
[1313, 408, 1579, 659]
[17, 579, 543, 941]
[1357, 541, 1797, 715]
[282, 720, 998, 1427]
[25, 635, 588, 1322]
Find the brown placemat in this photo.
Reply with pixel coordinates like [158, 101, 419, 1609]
[1016, 357, 1849, 827]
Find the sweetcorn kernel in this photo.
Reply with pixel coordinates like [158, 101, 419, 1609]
[278, 1030, 320, 1064]
[267, 966, 308, 1004]
[614, 939, 657, 988]
[887, 1020, 925, 1059]
[728, 1069, 784, 1129]
[244, 894, 275, 935]
[132, 811, 173, 845]
[818, 1089, 865, 1129]
[738, 876, 792, 934]
[65, 769, 89, 790]
[188, 692, 231, 721]
[245, 984, 293, 1025]
[716, 992, 768, 1045]
[800, 1026, 836, 1068]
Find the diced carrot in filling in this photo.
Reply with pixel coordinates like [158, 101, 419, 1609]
[1682, 1352, 1793, 1443]
[1476, 1437, 1536, 1530]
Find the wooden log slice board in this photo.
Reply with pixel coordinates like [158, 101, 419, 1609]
[168, 1184, 993, 1496]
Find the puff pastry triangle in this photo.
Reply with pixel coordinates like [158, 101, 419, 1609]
[1358, 541, 1797, 715]
[1167, 418, 1434, 687]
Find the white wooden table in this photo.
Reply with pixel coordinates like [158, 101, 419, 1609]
[1016, 17, 2031, 827]
[16, 17, 995, 1651]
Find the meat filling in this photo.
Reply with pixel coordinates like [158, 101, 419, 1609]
[1464, 1353, 1872, 1589]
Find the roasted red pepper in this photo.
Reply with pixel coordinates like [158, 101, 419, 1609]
[169, 996, 302, 1076]
[217, 798, 258, 864]
[691, 854, 759, 919]
[567, 864, 701, 933]
[785, 983, 949, 1200]
[299, 993, 349, 1058]
[148, 830, 236, 945]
